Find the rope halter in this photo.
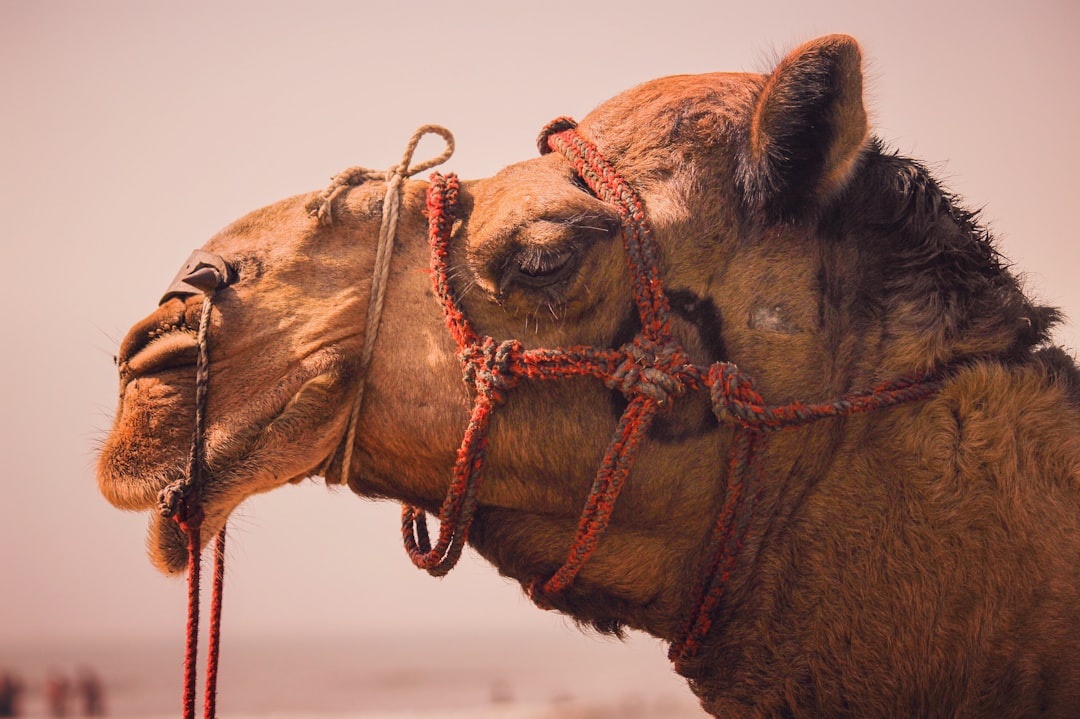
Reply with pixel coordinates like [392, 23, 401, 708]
[414, 117, 945, 673]
[151, 115, 945, 719]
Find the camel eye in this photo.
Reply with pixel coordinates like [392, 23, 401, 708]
[504, 245, 577, 292]
[518, 246, 574, 278]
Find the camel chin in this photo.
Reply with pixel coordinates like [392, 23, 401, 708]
[101, 372, 336, 576]
[147, 509, 191, 575]
[97, 371, 196, 513]
[100, 332, 355, 574]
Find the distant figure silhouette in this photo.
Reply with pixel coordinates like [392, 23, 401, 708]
[76, 669, 105, 717]
[0, 670, 24, 717]
[44, 672, 70, 717]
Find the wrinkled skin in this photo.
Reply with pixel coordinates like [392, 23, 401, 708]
[99, 36, 1080, 717]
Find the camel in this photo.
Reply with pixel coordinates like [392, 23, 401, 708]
[98, 35, 1080, 717]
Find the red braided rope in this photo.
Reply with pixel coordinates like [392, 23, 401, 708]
[204, 527, 226, 718]
[180, 515, 202, 719]
[533, 394, 658, 599]
[406, 148, 701, 592]
[174, 511, 228, 719]
[410, 116, 944, 673]
[666, 365, 943, 668]
[541, 118, 672, 339]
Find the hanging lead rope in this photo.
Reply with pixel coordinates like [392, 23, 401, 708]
[155, 127, 456, 719]
[156, 293, 227, 719]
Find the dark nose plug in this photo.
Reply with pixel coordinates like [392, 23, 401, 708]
[159, 250, 234, 305]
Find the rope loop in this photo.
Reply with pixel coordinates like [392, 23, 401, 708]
[307, 125, 455, 225]
[395, 124, 455, 178]
[537, 116, 578, 155]
[605, 337, 700, 406]
[461, 337, 523, 404]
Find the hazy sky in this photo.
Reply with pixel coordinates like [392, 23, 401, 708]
[2, 0, 1077, 675]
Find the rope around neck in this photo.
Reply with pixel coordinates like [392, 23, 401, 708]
[307, 126, 455, 485]
[412, 117, 945, 673]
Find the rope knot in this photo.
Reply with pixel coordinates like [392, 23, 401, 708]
[605, 338, 699, 406]
[461, 337, 523, 404]
[307, 125, 455, 225]
[537, 117, 578, 155]
[708, 362, 776, 429]
[157, 481, 204, 529]
[157, 482, 185, 519]
[526, 578, 557, 610]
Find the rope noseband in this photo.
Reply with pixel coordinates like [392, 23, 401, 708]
[414, 117, 944, 672]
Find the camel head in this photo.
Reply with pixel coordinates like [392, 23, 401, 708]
[99, 33, 1055, 648]
[97, 184, 463, 573]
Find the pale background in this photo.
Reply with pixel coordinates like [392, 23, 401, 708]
[2, 0, 1078, 708]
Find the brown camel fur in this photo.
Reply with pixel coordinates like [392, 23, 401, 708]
[98, 35, 1080, 717]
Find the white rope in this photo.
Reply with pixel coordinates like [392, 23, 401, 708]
[312, 125, 455, 485]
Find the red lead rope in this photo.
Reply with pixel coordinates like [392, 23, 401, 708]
[176, 519, 226, 719]
[409, 117, 945, 673]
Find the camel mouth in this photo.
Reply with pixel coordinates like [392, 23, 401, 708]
[120, 329, 199, 381]
[98, 321, 203, 514]
[144, 383, 343, 575]
[100, 346, 353, 573]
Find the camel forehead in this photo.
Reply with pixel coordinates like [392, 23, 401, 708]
[580, 71, 763, 142]
[200, 186, 383, 261]
[195, 193, 315, 262]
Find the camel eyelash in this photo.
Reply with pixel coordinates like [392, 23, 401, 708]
[570, 173, 598, 198]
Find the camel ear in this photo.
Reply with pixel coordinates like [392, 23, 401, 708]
[738, 34, 869, 218]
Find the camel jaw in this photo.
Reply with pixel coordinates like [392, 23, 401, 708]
[97, 371, 197, 513]
[98, 329, 354, 574]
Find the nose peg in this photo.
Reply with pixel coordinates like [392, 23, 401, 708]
[160, 250, 234, 305]
[182, 265, 225, 293]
